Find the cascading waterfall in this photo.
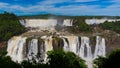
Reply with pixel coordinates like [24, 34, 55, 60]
[79, 37, 92, 59]
[94, 36, 106, 58]
[79, 37, 93, 68]
[7, 36, 27, 63]
[63, 38, 69, 51]
[27, 39, 38, 62]
[43, 36, 53, 62]
[63, 36, 80, 54]
[7, 35, 106, 68]
[62, 36, 93, 68]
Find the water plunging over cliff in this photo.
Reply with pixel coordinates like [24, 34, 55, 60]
[19, 19, 73, 31]
[94, 36, 106, 58]
[7, 36, 27, 62]
[7, 35, 106, 68]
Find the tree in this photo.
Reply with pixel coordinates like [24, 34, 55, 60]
[71, 19, 92, 33]
[47, 49, 87, 68]
[99, 21, 120, 33]
[94, 49, 120, 68]
[93, 56, 107, 68]
[0, 51, 21, 68]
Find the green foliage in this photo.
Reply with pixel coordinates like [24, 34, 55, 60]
[93, 56, 107, 68]
[94, 49, 120, 68]
[21, 60, 50, 68]
[100, 21, 120, 33]
[72, 19, 92, 33]
[0, 12, 25, 41]
[47, 49, 87, 68]
[0, 51, 21, 68]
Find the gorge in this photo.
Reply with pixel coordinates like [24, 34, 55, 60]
[5, 17, 120, 68]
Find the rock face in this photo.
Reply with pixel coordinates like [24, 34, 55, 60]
[0, 41, 7, 52]
[7, 35, 106, 68]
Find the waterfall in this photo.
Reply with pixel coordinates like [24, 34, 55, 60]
[94, 36, 106, 58]
[27, 39, 38, 62]
[7, 36, 27, 63]
[79, 37, 92, 59]
[63, 38, 69, 51]
[7, 35, 106, 68]
[62, 36, 105, 68]
[63, 36, 79, 54]
[43, 36, 53, 62]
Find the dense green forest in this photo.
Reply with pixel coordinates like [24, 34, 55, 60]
[71, 19, 92, 33]
[0, 12, 25, 41]
[99, 21, 120, 33]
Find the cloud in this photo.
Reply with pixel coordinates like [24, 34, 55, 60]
[0, 0, 120, 16]
[0, 2, 9, 8]
[38, 0, 98, 6]
[75, 0, 98, 2]
[39, 0, 67, 5]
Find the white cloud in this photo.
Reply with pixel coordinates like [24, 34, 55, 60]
[0, 0, 120, 16]
[38, 0, 68, 6]
[75, 0, 98, 2]
[38, 0, 98, 6]
[0, 2, 9, 8]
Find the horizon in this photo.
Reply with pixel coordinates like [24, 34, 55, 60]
[0, 0, 120, 16]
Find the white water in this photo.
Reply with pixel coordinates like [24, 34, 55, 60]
[94, 36, 106, 58]
[62, 36, 93, 68]
[43, 36, 53, 62]
[7, 36, 106, 68]
[7, 36, 27, 63]
[85, 18, 120, 25]
[63, 36, 79, 54]
[27, 39, 38, 62]
[79, 37, 93, 68]
[62, 36, 105, 68]
[19, 19, 73, 30]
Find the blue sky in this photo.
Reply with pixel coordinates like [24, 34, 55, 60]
[0, 0, 120, 16]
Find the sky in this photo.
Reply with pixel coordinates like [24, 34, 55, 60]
[0, 0, 120, 16]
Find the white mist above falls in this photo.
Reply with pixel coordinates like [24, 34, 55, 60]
[7, 35, 106, 68]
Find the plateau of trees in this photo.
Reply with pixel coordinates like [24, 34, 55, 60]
[71, 19, 92, 33]
[99, 21, 120, 33]
[0, 11, 25, 41]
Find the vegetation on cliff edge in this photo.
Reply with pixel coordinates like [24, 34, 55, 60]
[0, 12, 25, 41]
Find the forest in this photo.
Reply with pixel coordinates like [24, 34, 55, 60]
[99, 21, 120, 34]
[0, 12, 25, 41]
